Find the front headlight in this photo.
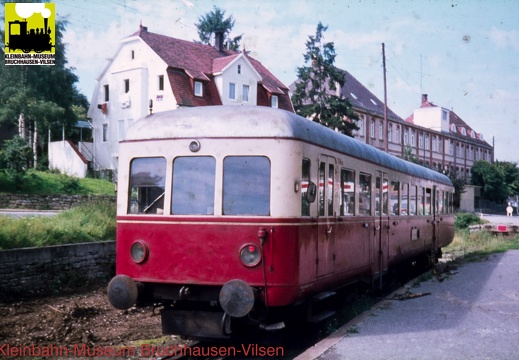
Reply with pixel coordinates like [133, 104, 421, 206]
[130, 240, 148, 264]
[240, 244, 261, 267]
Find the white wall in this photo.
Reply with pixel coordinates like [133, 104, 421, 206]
[88, 36, 176, 171]
[48, 141, 88, 178]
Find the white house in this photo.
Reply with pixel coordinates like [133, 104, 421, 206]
[87, 25, 293, 174]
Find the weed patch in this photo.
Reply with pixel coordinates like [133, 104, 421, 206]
[0, 201, 116, 250]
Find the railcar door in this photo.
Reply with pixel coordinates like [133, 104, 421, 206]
[317, 155, 336, 277]
[374, 174, 389, 286]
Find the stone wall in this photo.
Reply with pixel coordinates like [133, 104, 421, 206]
[0, 241, 115, 302]
[0, 194, 115, 210]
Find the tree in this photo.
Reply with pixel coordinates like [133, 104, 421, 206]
[495, 161, 519, 198]
[0, 136, 33, 187]
[470, 160, 508, 203]
[0, 18, 88, 169]
[291, 22, 359, 136]
[195, 6, 242, 51]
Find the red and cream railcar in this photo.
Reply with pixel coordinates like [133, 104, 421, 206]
[107, 106, 454, 338]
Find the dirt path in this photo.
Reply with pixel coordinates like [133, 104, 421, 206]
[0, 286, 190, 359]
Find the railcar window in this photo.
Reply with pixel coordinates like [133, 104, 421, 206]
[328, 164, 334, 215]
[341, 169, 355, 216]
[425, 188, 432, 215]
[401, 183, 409, 216]
[301, 159, 311, 216]
[390, 181, 399, 215]
[376, 177, 389, 216]
[319, 163, 325, 216]
[223, 156, 270, 215]
[359, 173, 371, 215]
[417, 187, 424, 215]
[410, 185, 417, 216]
[128, 157, 166, 214]
[435, 189, 440, 215]
[172, 156, 215, 215]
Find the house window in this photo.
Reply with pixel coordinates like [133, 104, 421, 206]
[419, 133, 423, 148]
[425, 134, 429, 150]
[370, 120, 375, 139]
[357, 115, 365, 136]
[124, 79, 130, 93]
[242, 85, 249, 102]
[404, 129, 408, 145]
[438, 138, 442, 153]
[102, 124, 108, 142]
[395, 126, 400, 144]
[158, 75, 164, 91]
[237, 65, 241, 74]
[131, 50, 135, 60]
[271, 95, 278, 108]
[442, 109, 448, 121]
[194, 81, 203, 97]
[432, 136, 437, 152]
[378, 122, 383, 140]
[410, 130, 415, 146]
[104, 85, 109, 102]
[388, 124, 392, 143]
[229, 82, 236, 100]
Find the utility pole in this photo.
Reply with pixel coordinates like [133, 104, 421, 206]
[382, 43, 388, 152]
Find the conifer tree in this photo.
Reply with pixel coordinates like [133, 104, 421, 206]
[195, 6, 242, 51]
[292, 22, 358, 136]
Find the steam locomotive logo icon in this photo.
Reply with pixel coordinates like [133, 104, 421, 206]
[4, 3, 55, 56]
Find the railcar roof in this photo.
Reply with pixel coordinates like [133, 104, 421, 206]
[125, 106, 452, 186]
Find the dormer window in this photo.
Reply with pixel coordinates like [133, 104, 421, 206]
[271, 95, 278, 108]
[460, 127, 467, 136]
[450, 124, 457, 132]
[442, 109, 448, 121]
[471, 131, 476, 139]
[194, 81, 203, 97]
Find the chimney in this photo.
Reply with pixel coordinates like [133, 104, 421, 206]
[422, 94, 428, 105]
[214, 31, 224, 52]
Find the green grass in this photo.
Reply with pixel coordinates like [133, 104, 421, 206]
[0, 170, 115, 195]
[444, 229, 519, 263]
[0, 200, 116, 250]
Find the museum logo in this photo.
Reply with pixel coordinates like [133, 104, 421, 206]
[4, 3, 56, 65]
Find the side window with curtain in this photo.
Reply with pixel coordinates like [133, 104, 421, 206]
[359, 173, 371, 215]
[341, 169, 355, 216]
[390, 180, 399, 215]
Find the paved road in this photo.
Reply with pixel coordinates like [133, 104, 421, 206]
[480, 214, 519, 225]
[0, 209, 61, 218]
[296, 250, 519, 360]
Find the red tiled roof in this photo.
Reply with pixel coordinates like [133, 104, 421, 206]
[133, 26, 293, 111]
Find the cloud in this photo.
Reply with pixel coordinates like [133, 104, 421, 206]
[487, 27, 519, 51]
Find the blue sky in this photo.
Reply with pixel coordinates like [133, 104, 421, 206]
[51, 0, 518, 162]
